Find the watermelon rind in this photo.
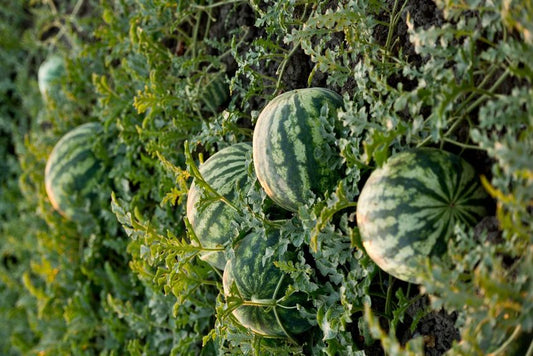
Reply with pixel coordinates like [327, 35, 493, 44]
[253, 87, 344, 212]
[186, 143, 252, 270]
[38, 56, 65, 101]
[44, 122, 104, 221]
[356, 148, 490, 283]
[200, 72, 229, 114]
[222, 229, 311, 338]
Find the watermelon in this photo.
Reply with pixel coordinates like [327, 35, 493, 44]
[200, 72, 229, 114]
[186, 143, 253, 270]
[252, 88, 344, 212]
[223, 229, 311, 338]
[45, 122, 104, 221]
[38, 56, 65, 101]
[356, 148, 490, 283]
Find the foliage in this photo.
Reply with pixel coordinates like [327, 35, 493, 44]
[0, 0, 531, 355]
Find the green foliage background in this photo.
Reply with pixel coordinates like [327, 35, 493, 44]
[0, 0, 531, 355]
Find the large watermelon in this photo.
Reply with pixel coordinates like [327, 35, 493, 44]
[252, 88, 343, 212]
[356, 148, 490, 283]
[38, 55, 65, 101]
[45, 122, 104, 221]
[186, 143, 253, 270]
[223, 229, 311, 338]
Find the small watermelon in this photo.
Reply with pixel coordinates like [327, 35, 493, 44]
[186, 143, 252, 270]
[200, 72, 229, 114]
[45, 122, 105, 221]
[253, 88, 344, 212]
[223, 229, 311, 338]
[356, 148, 490, 283]
[38, 56, 65, 101]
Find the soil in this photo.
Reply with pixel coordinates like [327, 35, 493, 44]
[208, 2, 463, 355]
[399, 295, 461, 355]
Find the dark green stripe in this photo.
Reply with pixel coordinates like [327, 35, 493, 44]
[429, 215, 452, 256]
[47, 149, 96, 184]
[231, 174, 249, 198]
[380, 175, 449, 205]
[275, 103, 303, 209]
[233, 232, 282, 299]
[455, 179, 481, 203]
[72, 161, 101, 191]
[209, 171, 247, 197]
[200, 144, 251, 177]
[261, 102, 290, 206]
[202, 158, 246, 179]
[449, 156, 465, 202]
[195, 201, 228, 243]
[433, 154, 455, 201]
[48, 135, 91, 165]
[47, 122, 100, 177]
[295, 94, 325, 193]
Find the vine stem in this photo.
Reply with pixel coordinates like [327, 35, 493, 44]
[184, 141, 241, 213]
[191, 0, 246, 10]
[417, 67, 511, 148]
[275, 43, 302, 93]
[443, 137, 485, 150]
[445, 68, 511, 137]
[451, 64, 499, 116]
[71, 0, 85, 17]
[381, 0, 409, 79]
[274, 4, 310, 93]
[488, 324, 522, 356]
[385, 274, 394, 318]
[384, 0, 409, 54]
[526, 339, 533, 356]
[272, 274, 299, 344]
[45, 0, 58, 14]
[184, 141, 285, 229]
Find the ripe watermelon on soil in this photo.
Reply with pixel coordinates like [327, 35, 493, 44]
[45, 122, 104, 221]
[356, 148, 490, 283]
[186, 143, 253, 270]
[253, 87, 344, 212]
[222, 229, 311, 338]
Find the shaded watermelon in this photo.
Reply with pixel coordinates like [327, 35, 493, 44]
[200, 72, 229, 114]
[38, 55, 65, 102]
[223, 229, 311, 338]
[356, 148, 490, 283]
[45, 122, 105, 221]
[186, 143, 252, 270]
[252, 88, 344, 212]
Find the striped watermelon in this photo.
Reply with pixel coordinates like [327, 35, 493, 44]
[38, 56, 65, 101]
[356, 148, 490, 283]
[186, 143, 252, 270]
[200, 72, 229, 114]
[45, 122, 104, 221]
[252, 88, 344, 212]
[222, 229, 311, 337]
